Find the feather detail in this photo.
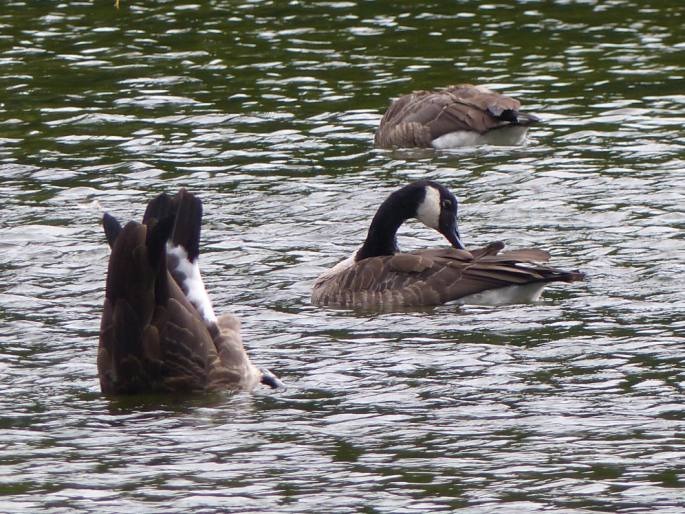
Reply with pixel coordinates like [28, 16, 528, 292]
[312, 244, 584, 310]
[98, 191, 281, 394]
[375, 84, 539, 149]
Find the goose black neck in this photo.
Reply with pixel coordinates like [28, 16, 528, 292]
[355, 187, 421, 261]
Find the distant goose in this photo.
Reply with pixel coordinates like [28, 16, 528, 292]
[375, 84, 540, 149]
[99, 189, 282, 394]
[311, 181, 584, 310]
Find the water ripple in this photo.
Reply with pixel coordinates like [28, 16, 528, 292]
[0, 1, 684, 513]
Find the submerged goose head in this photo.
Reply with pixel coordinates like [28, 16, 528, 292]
[375, 84, 540, 149]
[356, 180, 464, 261]
[99, 189, 283, 395]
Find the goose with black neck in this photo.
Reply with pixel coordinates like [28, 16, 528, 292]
[311, 180, 584, 310]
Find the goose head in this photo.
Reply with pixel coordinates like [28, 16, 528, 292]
[414, 181, 465, 250]
[356, 180, 465, 261]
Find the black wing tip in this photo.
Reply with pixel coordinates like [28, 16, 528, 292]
[171, 189, 203, 262]
[260, 368, 285, 390]
[102, 212, 123, 249]
[545, 268, 586, 283]
[145, 214, 175, 267]
[143, 192, 175, 225]
[487, 106, 541, 126]
[564, 269, 586, 282]
[517, 111, 541, 126]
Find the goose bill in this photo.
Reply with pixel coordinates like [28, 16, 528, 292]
[446, 227, 465, 250]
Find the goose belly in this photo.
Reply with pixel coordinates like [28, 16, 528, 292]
[431, 126, 529, 148]
[455, 282, 547, 306]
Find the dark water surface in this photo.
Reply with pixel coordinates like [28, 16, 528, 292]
[1, 1, 684, 512]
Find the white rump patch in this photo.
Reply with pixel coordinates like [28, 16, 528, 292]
[432, 126, 529, 149]
[167, 244, 218, 325]
[416, 185, 441, 230]
[455, 282, 547, 306]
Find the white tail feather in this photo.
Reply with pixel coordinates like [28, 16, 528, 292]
[167, 244, 218, 325]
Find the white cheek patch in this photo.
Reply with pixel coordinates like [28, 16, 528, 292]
[167, 243, 218, 326]
[416, 185, 441, 229]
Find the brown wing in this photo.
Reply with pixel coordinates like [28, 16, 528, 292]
[100, 193, 268, 394]
[312, 249, 472, 309]
[444, 85, 520, 116]
[375, 84, 531, 148]
[206, 314, 261, 390]
[312, 245, 584, 310]
[98, 218, 219, 394]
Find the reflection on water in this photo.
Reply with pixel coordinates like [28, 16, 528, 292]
[1, 1, 684, 513]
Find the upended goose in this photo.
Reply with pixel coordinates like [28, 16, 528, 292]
[374, 84, 540, 149]
[311, 181, 584, 310]
[99, 189, 282, 394]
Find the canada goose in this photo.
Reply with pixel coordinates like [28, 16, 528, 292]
[99, 189, 282, 394]
[311, 181, 584, 310]
[374, 84, 540, 149]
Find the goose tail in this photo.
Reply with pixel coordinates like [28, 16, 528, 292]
[488, 105, 540, 126]
[162, 190, 219, 326]
[142, 192, 174, 225]
[169, 189, 202, 263]
[514, 111, 541, 126]
[553, 268, 586, 283]
[102, 212, 123, 249]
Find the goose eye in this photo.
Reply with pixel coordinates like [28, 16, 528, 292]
[441, 199, 452, 209]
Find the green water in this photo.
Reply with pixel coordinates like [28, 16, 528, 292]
[1, 1, 684, 513]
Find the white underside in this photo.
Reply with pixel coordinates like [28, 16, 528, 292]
[455, 282, 547, 306]
[431, 126, 529, 149]
[167, 244, 218, 325]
